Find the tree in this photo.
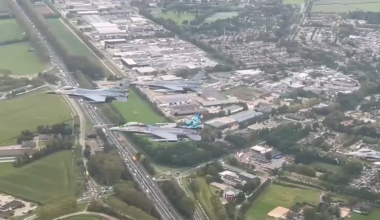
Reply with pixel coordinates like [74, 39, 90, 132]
[189, 179, 200, 193]
[236, 191, 246, 204]
[182, 20, 188, 25]
[228, 157, 238, 166]
[83, 145, 91, 158]
[303, 207, 316, 220]
[343, 160, 363, 175]
[264, 151, 272, 160]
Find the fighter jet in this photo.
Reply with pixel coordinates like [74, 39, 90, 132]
[109, 122, 201, 142]
[46, 78, 129, 103]
[345, 148, 380, 161]
[179, 113, 204, 129]
[130, 71, 205, 95]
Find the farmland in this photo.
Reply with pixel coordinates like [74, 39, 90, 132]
[205, 12, 238, 23]
[113, 89, 165, 124]
[0, 88, 72, 146]
[244, 184, 320, 220]
[154, 10, 196, 25]
[0, 42, 47, 75]
[312, 0, 380, 12]
[0, 151, 75, 204]
[45, 19, 99, 62]
[0, 19, 24, 43]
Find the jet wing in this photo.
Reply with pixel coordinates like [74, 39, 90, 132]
[186, 134, 201, 141]
[190, 87, 202, 94]
[150, 130, 178, 141]
[162, 85, 184, 91]
[83, 94, 106, 102]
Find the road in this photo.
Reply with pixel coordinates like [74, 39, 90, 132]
[15, 2, 184, 220]
[53, 211, 119, 220]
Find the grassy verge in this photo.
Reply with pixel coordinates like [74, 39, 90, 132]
[0, 151, 75, 204]
[0, 88, 72, 146]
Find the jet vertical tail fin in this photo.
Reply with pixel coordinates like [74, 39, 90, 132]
[108, 78, 130, 92]
[191, 71, 205, 82]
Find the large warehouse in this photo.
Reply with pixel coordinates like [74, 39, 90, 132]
[205, 110, 266, 130]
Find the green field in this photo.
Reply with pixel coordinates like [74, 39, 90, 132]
[0, 19, 24, 42]
[64, 215, 103, 220]
[244, 184, 320, 220]
[155, 10, 196, 25]
[45, 19, 99, 62]
[0, 151, 75, 204]
[283, 0, 304, 4]
[190, 177, 219, 220]
[0, 89, 72, 146]
[312, 0, 380, 12]
[0, 42, 47, 75]
[205, 12, 238, 23]
[113, 89, 165, 124]
[310, 162, 342, 173]
[351, 209, 380, 220]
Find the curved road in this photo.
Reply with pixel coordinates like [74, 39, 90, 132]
[53, 211, 118, 220]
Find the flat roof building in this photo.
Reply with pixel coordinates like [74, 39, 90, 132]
[201, 99, 238, 107]
[204, 117, 237, 129]
[224, 105, 244, 114]
[136, 67, 157, 75]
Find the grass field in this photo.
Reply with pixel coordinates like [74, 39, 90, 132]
[0, 42, 47, 75]
[155, 10, 196, 25]
[310, 162, 342, 173]
[0, 19, 24, 42]
[0, 88, 72, 146]
[312, 0, 380, 12]
[205, 12, 238, 23]
[192, 177, 219, 220]
[0, 151, 75, 204]
[283, 0, 304, 4]
[350, 209, 380, 220]
[64, 215, 103, 220]
[244, 184, 320, 220]
[113, 89, 165, 124]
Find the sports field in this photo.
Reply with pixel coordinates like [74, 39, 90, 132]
[0, 88, 72, 146]
[64, 215, 103, 220]
[244, 184, 320, 220]
[205, 12, 238, 23]
[0, 151, 75, 204]
[113, 89, 165, 124]
[351, 209, 380, 220]
[0, 19, 24, 42]
[0, 42, 47, 75]
[312, 0, 380, 12]
[155, 10, 196, 25]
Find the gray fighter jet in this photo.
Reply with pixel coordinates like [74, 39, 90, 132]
[130, 71, 205, 95]
[109, 122, 201, 142]
[46, 78, 129, 103]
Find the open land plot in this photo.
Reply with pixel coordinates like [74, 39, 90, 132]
[350, 209, 380, 220]
[0, 19, 24, 42]
[244, 184, 320, 220]
[64, 215, 104, 220]
[0, 42, 47, 75]
[310, 162, 342, 173]
[113, 89, 165, 124]
[312, 0, 380, 13]
[0, 88, 72, 146]
[222, 86, 262, 100]
[0, 151, 75, 204]
[45, 19, 99, 61]
[154, 10, 196, 25]
[283, 0, 304, 4]
[205, 12, 238, 23]
[192, 177, 219, 220]
[34, 5, 53, 15]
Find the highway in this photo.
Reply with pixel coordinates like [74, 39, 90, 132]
[15, 2, 185, 220]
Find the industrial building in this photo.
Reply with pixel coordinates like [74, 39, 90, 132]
[224, 105, 244, 114]
[204, 117, 238, 130]
[229, 110, 265, 127]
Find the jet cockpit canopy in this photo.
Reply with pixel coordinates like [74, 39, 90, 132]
[61, 86, 75, 90]
[122, 122, 147, 127]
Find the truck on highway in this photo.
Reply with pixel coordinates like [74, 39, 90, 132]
[132, 156, 137, 162]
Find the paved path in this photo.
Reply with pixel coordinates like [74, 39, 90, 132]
[53, 211, 118, 220]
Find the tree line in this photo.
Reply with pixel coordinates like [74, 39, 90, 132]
[16, 0, 104, 80]
[159, 179, 195, 218]
[17, 122, 73, 144]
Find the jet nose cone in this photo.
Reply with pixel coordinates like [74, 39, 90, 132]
[46, 90, 56, 94]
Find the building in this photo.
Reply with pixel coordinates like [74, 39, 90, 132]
[204, 117, 237, 130]
[0, 200, 24, 212]
[229, 110, 265, 127]
[219, 170, 246, 186]
[223, 186, 240, 202]
[21, 141, 36, 148]
[136, 67, 157, 75]
[121, 58, 138, 68]
[250, 145, 273, 154]
[238, 172, 259, 182]
[201, 99, 238, 107]
[38, 134, 54, 141]
[224, 105, 244, 114]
